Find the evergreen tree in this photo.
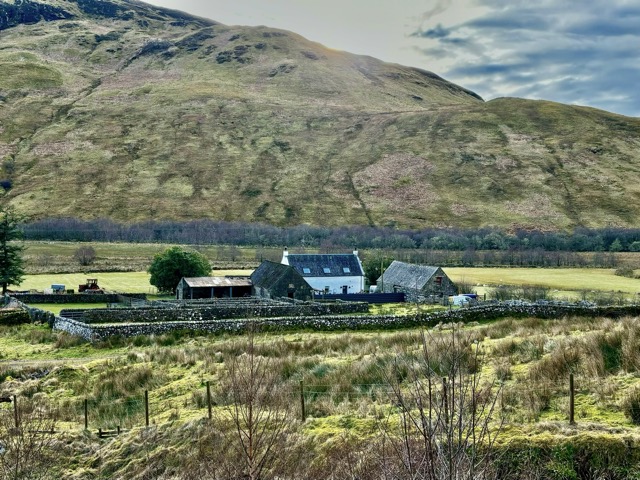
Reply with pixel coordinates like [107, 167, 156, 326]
[0, 207, 25, 294]
[148, 246, 211, 294]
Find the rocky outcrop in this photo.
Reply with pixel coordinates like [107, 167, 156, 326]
[0, 0, 73, 30]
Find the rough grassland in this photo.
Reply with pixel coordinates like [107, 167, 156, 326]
[3, 315, 640, 478]
[0, 1, 639, 230]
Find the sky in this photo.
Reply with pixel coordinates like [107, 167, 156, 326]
[145, 0, 640, 117]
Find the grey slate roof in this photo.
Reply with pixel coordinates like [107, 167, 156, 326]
[251, 261, 307, 288]
[286, 254, 364, 277]
[182, 277, 252, 288]
[379, 261, 440, 289]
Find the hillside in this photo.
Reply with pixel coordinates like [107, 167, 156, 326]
[0, 0, 639, 230]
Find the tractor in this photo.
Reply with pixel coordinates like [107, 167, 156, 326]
[78, 278, 103, 293]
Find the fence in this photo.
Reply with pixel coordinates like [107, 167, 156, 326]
[0, 373, 601, 437]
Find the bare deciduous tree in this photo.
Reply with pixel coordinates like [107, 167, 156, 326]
[215, 325, 294, 480]
[73, 245, 97, 266]
[376, 328, 505, 480]
[0, 399, 57, 480]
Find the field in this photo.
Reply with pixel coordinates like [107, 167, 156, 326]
[3, 314, 640, 478]
[446, 267, 640, 300]
[12, 269, 252, 293]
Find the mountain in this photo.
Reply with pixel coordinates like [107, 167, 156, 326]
[0, 0, 639, 230]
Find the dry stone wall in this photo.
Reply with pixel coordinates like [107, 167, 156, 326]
[51, 303, 640, 342]
[10, 293, 147, 304]
[63, 301, 369, 324]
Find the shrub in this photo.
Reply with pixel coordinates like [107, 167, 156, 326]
[73, 245, 97, 266]
[622, 385, 640, 424]
[0, 309, 30, 325]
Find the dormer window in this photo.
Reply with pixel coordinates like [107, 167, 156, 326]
[302, 267, 311, 274]
[323, 267, 331, 274]
[343, 267, 351, 273]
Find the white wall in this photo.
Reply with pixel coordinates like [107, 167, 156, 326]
[305, 275, 364, 294]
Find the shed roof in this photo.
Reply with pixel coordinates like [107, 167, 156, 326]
[379, 261, 441, 289]
[286, 254, 364, 277]
[182, 277, 252, 288]
[251, 261, 309, 289]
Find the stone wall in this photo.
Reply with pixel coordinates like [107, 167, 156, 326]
[64, 300, 369, 324]
[10, 293, 147, 304]
[51, 302, 640, 341]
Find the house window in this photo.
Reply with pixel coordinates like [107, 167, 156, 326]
[435, 276, 443, 285]
[302, 267, 311, 274]
[323, 267, 331, 274]
[343, 267, 351, 273]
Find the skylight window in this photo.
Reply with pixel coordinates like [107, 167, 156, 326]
[323, 267, 331, 274]
[302, 267, 311, 274]
[343, 267, 351, 273]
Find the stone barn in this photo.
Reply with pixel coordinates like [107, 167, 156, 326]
[176, 277, 252, 300]
[377, 261, 457, 303]
[251, 261, 313, 301]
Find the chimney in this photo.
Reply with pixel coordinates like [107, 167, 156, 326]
[281, 246, 289, 265]
[353, 247, 359, 257]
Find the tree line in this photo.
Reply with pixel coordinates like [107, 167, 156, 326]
[20, 217, 640, 252]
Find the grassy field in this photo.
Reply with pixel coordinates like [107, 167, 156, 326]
[446, 267, 640, 300]
[12, 269, 252, 294]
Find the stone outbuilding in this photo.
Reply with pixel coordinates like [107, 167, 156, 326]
[377, 261, 457, 303]
[251, 261, 314, 301]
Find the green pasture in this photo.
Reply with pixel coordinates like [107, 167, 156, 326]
[445, 267, 640, 299]
[11, 270, 253, 294]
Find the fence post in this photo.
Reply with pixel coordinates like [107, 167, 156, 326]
[144, 390, 149, 427]
[299, 380, 306, 422]
[206, 381, 212, 421]
[442, 378, 449, 425]
[13, 395, 18, 429]
[569, 373, 575, 425]
[84, 398, 88, 430]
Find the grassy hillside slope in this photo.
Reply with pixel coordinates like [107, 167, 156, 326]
[0, 0, 639, 230]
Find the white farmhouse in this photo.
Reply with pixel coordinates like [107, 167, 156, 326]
[281, 248, 365, 294]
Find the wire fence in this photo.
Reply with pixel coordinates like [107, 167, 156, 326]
[0, 373, 619, 436]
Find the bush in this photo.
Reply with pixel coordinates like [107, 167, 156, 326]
[622, 385, 640, 424]
[0, 309, 30, 325]
[73, 245, 97, 266]
[614, 267, 636, 278]
[148, 246, 211, 294]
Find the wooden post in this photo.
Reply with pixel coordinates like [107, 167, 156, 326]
[98, 428, 102, 438]
[144, 390, 149, 427]
[569, 373, 575, 425]
[13, 395, 18, 429]
[117, 426, 121, 435]
[206, 381, 212, 421]
[84, 398, 88, 430]
[442, 378, 449, 425]
[299, 380, 306, 422]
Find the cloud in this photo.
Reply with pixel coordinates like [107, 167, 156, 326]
[413, 0, 640, 116]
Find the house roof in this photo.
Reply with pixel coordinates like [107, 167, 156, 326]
[251, 261, 310, 289]
[181, 277, 252, 288]
[379, 261, 441, 289]
[285, 254, 364, 277]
